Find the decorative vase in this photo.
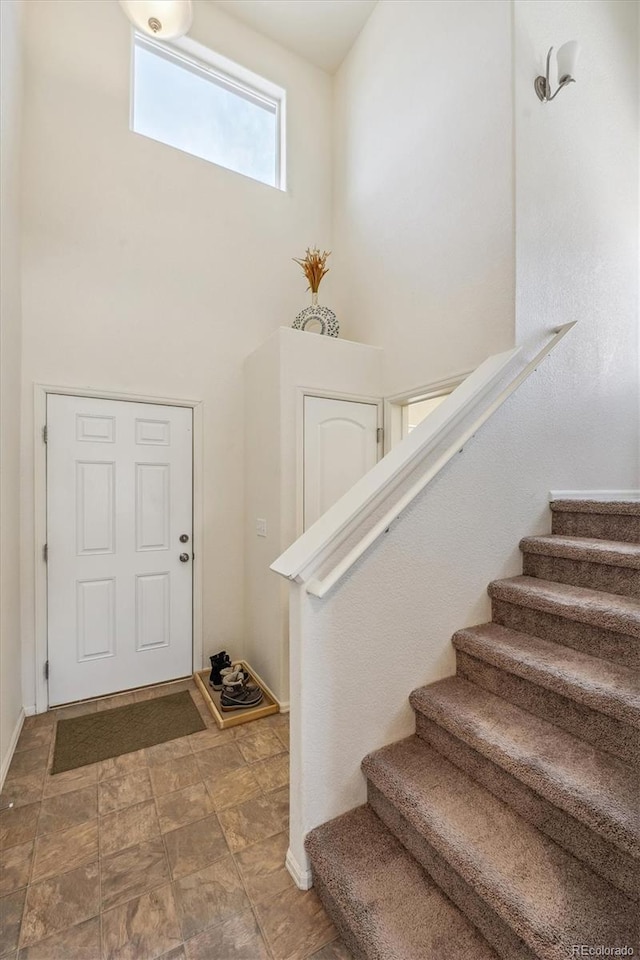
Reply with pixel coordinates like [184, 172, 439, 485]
[293, 291, 339, 338]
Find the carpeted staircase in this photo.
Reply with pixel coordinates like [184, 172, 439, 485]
[305, 499, 640, 960]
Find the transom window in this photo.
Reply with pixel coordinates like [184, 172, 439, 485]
[132, 35, 285, 190]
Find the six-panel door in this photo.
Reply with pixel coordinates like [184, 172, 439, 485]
[47, 395, 193, 705]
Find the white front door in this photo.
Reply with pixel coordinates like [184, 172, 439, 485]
[303, 395, 380, 530]
[47, 394, 193, 706]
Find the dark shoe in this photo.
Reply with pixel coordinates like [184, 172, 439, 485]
[209, 651, 232, 690]
[220, 670, 263, 711]
[221, 686, 264, 710]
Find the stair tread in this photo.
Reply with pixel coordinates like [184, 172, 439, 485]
[520, 535, 640, 568]
[410, 673, 639, 857]
[306, 804, 500, 960]
[363, 737, 637, 958]
[550, 499, 640, 516]
[452, 621, 640, 727]
[489, 576, 640, 638]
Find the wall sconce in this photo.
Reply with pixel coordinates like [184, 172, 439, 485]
[534, 41, 580, 102]
[118, 0, 193, 39]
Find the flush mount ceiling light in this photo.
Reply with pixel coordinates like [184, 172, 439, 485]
[534, 41, 580, 102]
[118, 0, 193, 39]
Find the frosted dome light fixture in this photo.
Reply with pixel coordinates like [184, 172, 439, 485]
[534, 41, 580, 102]
[118, 0, 193, 40]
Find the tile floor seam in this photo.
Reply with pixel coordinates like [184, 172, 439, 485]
[250, 901, 277, 960]
[228, 848, 279, 958]
[158, 798, 176, 885]
[169, 857, 245, 946]
[25, 783, 46, 890]
[99, 891, 105, 960]
[177, 905, 272, 960]
[28, 822, 99, 887]
[97, 824, 102, 957]
[100, 868, 170, 914]
[156, 792, 225, 843]
[37, 786, 98, 841]
[201, 765, 267, 814]
[17, 864, 102, 952]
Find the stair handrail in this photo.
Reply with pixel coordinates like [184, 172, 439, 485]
[271, 322, 576, 598]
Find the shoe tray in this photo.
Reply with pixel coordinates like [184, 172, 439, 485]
[193, 660, 279, 729]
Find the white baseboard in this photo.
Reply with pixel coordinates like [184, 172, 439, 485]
[277, 701, 290, 714]
[0, 708, 25, 791]
[286, 847, 313, 890]
[24, 705, 36, 717]
[549, 490, 640, 502]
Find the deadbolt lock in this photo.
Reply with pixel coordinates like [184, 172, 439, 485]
[179, 534, 189, 543]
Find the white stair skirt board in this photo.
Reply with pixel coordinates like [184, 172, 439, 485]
[0, 708, 25, 791]
[286, 846, 313, 890]
[549, 490, 640, 501]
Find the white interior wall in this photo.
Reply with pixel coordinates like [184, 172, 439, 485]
[244, 327, 382, 705]
[1, 0, 26, 780]
[18, 0, 333, 710]
[332, 0, 515, 395]
[287, 0, 639, 885]
[244, 330, 285, 699]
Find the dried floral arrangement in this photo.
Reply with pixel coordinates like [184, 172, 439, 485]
[293, 247, 331, 294]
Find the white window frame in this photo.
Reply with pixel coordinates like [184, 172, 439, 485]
[131, 32, 287, 191]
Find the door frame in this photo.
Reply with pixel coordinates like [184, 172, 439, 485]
[296, 388, 383, 538]
[383, 370, 472, 454]
[33, 383, 204, 714]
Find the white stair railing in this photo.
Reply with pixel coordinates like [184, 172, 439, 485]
[271, 323, 576, 598]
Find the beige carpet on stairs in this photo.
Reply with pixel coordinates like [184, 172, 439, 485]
[305, 498, 640, 960]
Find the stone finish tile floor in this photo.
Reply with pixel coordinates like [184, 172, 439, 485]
[0, 678, 351, 960]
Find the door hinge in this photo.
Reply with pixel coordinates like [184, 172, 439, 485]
[43, 543, 48, 562]
[44, 660, 49, 680]
[42, 425, 48, 443]
[376, 427, 384, 444]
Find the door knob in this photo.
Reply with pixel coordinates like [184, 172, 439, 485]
[179, 553, 190, 563]
[179, 534, 189, 543]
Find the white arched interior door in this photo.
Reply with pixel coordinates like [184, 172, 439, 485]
[303, 395, 381, 531]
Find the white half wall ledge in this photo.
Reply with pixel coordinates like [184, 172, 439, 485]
[0, 708, 25, 791]
[274, 322, 577, 600]
[549, 490, 640, 501]
[286, 846, 313, 890]
[271, 344, 524, 583]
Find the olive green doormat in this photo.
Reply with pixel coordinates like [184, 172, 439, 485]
[51, 690, 206, 774]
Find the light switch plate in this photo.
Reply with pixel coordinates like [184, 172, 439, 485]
[256, 518, 267, 537]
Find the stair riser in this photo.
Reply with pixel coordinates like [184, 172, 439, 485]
[414, 713, 640, 900]
[309, 873, 367, 960]
[453, 635, 638, 729]
[367, 784, 537, 960]
[491, 598, 639, 670]
[552, 512, 640, 543]
[457, 652, 639, 767]
[522, 553, 640, 599]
